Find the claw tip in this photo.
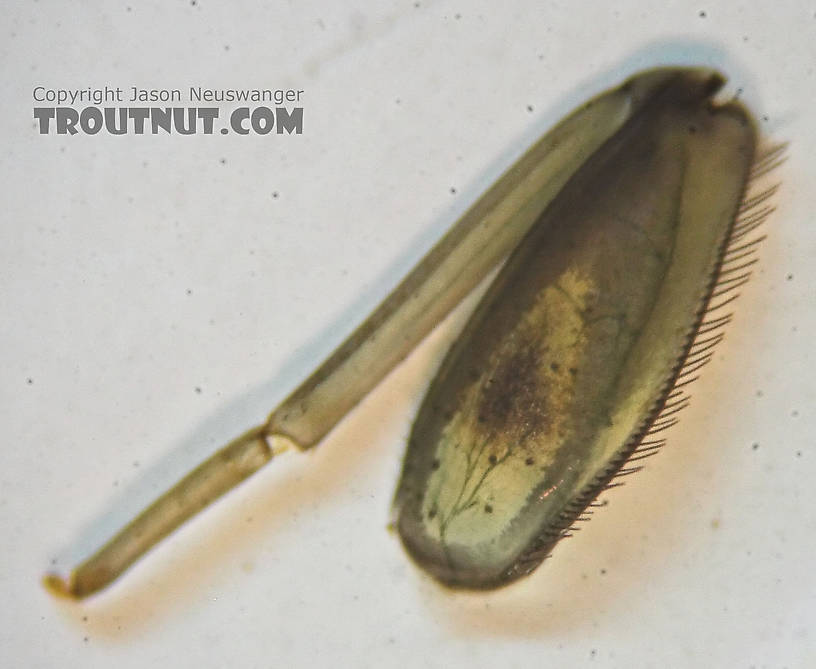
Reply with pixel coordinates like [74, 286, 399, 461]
[42, 572, 79, 600]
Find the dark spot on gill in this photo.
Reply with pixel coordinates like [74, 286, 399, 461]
[475, 340, 550, 439]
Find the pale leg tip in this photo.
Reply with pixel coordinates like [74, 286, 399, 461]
[42, 573, 79, 600]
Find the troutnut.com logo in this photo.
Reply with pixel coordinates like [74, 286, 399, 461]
[33, 86, 305, 135]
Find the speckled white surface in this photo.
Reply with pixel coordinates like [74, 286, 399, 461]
[1, 1, 814, 667]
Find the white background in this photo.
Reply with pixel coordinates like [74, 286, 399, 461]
[2, 1, 814, 667]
